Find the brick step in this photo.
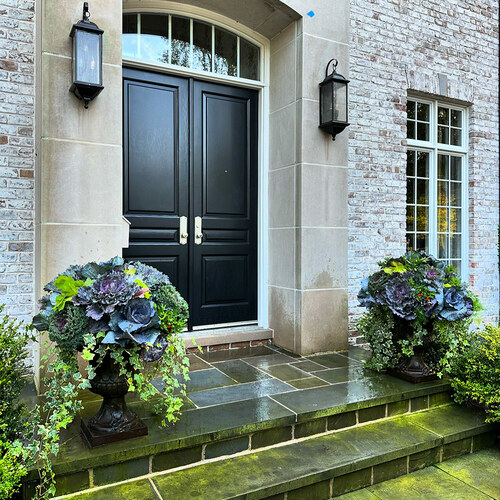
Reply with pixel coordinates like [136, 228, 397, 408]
[23, 372, 452, 497]
[57, 405, 497, 500]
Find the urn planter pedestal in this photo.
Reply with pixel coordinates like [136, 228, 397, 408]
[390, 350, 438, 383]
[390, 325, 439, 384]
[81, 353, 148, 448]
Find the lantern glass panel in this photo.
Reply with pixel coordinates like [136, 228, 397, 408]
[334, 80, 347, 122]
[75, 30, 101, 85]
[321, 82, 333, 124]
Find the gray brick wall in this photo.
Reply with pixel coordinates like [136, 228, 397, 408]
[348, 0, 499, 343]
[0, 0, 36, 362]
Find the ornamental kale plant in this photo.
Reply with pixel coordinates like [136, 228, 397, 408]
[29, 257, 191, 498]
[357, 250, 479, 372]
[33, 257, 180, 358]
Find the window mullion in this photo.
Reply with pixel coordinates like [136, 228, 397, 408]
[429, 147, 438, 260]
[168, 15, 172, 65]
[137, 13, 141, 59]
[189, 18, 193, 68]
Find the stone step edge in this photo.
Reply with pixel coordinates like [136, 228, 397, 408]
[43, 386, 453, 481]
[49, 401, 492, 499]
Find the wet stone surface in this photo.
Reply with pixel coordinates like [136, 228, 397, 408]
[24, 345, 456, 482]
[342, 448, 500, 499]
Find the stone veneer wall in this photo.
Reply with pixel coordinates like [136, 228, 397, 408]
[269, 0, 350, 355]
[348, 0, 499, 342]
[0, 0, 36, 364]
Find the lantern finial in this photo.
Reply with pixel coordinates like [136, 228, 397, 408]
[83, 2, 90, 22]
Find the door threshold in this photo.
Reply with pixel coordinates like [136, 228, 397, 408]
[191, 321, 258, 331]
[180, 326, 273, 349]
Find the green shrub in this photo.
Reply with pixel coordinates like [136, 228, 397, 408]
[0, 440, 28, 500]
[0, 305, 35, 499]
[447, 325, 500, 422]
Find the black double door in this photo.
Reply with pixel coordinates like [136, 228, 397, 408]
[123, 68, 258, 329]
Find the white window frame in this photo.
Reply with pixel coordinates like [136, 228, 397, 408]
[407, 97, 469, 281]
[122, 5, 266, 86]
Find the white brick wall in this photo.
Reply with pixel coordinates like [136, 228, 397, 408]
[0, 0, 36, 362]
[348, 0, 499, 343]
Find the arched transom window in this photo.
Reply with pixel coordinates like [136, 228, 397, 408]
[123, 13, 261, 81]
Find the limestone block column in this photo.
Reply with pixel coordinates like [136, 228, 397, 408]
[270, 0, 349, 354]
[38, 1, 123, 288]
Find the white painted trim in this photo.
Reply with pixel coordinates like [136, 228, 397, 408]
[123, 57, 267, 89]
[122, 1, 271, 329]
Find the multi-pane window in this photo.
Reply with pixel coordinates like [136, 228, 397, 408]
[406, 99, 468, 276]
[123, 13, 261, 81]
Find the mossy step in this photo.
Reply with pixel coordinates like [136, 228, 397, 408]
[59, 405, 497, 500]
[33, 378, 452, 480]
[339, 448, 500, 499]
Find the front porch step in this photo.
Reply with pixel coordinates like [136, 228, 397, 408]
[59, 404, 497, 500]
[28, 378, 453, 497]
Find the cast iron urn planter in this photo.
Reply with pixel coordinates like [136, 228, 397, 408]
[391, 347, 438, 383]
[390, 324, 438, 384]
[81, 353, 148, 448]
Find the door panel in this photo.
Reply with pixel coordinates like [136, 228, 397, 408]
[204, 95, 248, 216]
[191, 80, 258, 326]
[123, 69, 258, 328]
[123, 69, 189, 300]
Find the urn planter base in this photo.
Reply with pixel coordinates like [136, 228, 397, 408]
[390, 353, 438, 384]
[81, 414, 148, 448]
[81, 353, 149, 448]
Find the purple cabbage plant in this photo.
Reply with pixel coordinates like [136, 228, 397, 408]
[358, 250, 476, 325]
[32, 257, 186, 360]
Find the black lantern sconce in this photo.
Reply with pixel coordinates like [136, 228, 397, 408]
[70, 2, 104, 109]
[319, 58, 349, 141]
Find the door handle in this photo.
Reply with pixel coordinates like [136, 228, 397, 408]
[195, 216, 203, 245]
[179, 216, 188, 245]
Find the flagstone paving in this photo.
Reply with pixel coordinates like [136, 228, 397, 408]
[26, 344, 462, 499]
[339, 447, 500, 499]
[45, 345, 453, 472]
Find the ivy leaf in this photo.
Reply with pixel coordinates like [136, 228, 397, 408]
[81, 349, 94, 361]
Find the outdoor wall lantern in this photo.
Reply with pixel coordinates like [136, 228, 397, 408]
[319, 58, 349, 141]
[70, 2, 104, 109]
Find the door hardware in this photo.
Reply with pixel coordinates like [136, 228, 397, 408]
[195, 216, 203, 245]
[179, 216, 188, 245]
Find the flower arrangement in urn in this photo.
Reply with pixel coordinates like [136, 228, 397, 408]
[357, 250, 479, 382]
[33, 257, 190, 448]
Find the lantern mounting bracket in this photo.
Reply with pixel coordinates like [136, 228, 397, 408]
[325, 58, 338, 78]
